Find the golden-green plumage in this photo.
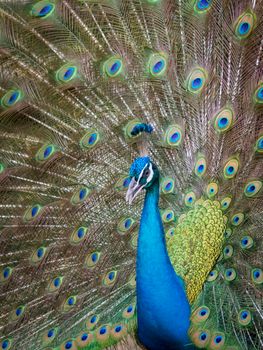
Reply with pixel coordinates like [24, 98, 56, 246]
[167, 199, 225, 303]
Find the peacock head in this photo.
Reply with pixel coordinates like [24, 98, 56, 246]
[126, 156, 159, 204]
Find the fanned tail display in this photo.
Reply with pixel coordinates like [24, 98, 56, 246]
[0, 1, 262, 349]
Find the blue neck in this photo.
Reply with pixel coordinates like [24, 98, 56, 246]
[136, 179, 193, 350]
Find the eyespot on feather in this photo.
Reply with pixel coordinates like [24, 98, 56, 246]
[209, 332, 226, 349]
[253, 84, 263, 105]
[223, 158, 239, 179]
[117, 217, 135, 235]
[194, 0, 213, 13]
[123, 304, 136, 319]
[251, 268, 263, 284]
[186, 67, 207, 94]
[0, 338, 12, 350]
[85, 251, 101, 268]
[111, 324, 127, 339]
[184, 191, 196, 207]
[76, 331, 94, 347]
[62, 296, 77, 312]
[1, 89, 22, 108]
[70, 226, 88, 245]
[166, 226, 176, 239]
[10, 305, 26, 321]
[213, 108, 234, 133]
[115, 175, 131, 192]
[56, 64, 77, 83]
[244, 180, 262, 197]
[207, 269, 219, 282]
[206, 182, 218, 198]
[80, 130, 100, 150]
[223, 245, 234, 259]
[95, 325, 111, 342]
[161, 177, 175, 194]
[35, 144, 58, 162]
[103, 270, 117, 286]
[221, 197, 232, 211]
[31, 1, 55, 18]
[102, 56, 123, 78]
[59, 339, 77, 350]
[30, 246, 47, 264]
[47, 276, 64, 293]
[191, 306, 210, 323]
[255, 135, 263, 153]
[237, 309, 252, 326]
[195, 156, 207, 177]
[0, 266, 13, 283]
[161, 208, 175, 223]
[240, 235, 254, 250]
[234, 11, 256, 40]
[190, 328, 211, 348]
[231, 212, 244, 226]
[224, 268, 237, 281]
[147, 52, 168, 77]
[164, 125, 183, 147]
[86, 314, 99, 330]
[23, 204, 43, 222]
[70, 187, 91, 205]
[43, 327, 59, 344]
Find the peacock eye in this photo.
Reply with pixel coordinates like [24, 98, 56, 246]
[144, 169, 150, 177]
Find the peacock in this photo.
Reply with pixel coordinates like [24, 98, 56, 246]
[0, 0, 263, 349]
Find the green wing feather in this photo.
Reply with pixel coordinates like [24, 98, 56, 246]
[0, 1, 262, 350]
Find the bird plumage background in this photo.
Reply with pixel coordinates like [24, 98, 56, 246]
[0, 0, 262, 349]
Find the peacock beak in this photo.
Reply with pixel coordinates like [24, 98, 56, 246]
[126, 177, 145, 205]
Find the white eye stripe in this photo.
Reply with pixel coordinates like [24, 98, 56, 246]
[125, 162, 154, 204]
[146, 163, 154, 183]
[128, 163, 148, 197]
[137, 163, 148, 184]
